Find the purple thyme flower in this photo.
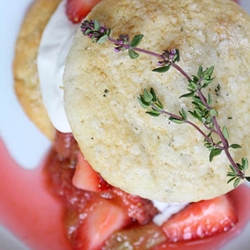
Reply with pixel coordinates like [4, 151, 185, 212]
[114, 34, 130, 52]
[81, 20, 110, 44]
[158, 49, 178, 66]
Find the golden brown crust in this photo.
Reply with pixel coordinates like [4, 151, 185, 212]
[13, 0, 61, 140]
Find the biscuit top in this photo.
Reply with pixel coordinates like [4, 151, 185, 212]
[64, 0, 250, 203]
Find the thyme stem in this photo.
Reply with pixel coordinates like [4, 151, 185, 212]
[81, 19, 250, 187]
[172, 63, 192, 82]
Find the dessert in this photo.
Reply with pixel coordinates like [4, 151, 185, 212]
[12, 1, 250, 249]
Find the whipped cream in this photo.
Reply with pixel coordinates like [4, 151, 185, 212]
[37, 0, 77, 133]
[153, 201, 187, 226]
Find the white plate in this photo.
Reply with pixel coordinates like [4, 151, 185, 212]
[0, 0, 250, 249]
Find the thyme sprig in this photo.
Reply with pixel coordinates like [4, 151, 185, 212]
[81, 20, 250, 188]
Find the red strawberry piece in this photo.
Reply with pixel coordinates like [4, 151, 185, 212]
[72, 197, 132, 250]
[161, 194, 238, 242]
[72, 152, 100, 192]
[72, 152, 111, 192]
[103, 222, 167, 250]
[66, 0, 102, 23]
[112, 187, 159, 225]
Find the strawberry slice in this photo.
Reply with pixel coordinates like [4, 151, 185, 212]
[161, 194, 238, 242]
[103, 222, 167, 250]
[66, 0, 102, 23]
[73, 197, 132, 250]
[72, 152, 111, 192]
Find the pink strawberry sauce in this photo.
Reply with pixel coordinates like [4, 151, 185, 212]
[0, 137, 249, 250]
[0, 139, 71, 250]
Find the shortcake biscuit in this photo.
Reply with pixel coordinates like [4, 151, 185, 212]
[13, 0, 61, 140]
[64, 0, 250, 202]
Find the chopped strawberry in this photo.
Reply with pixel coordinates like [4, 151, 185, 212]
[103, 222, 167, 250]
[72, 197, 132, 250]
[66, 0, 102, 23]
[112, 187, 159, 225]
[72, 156, 158, 223]
[72, 152, 100, 192]
[72, 152, 111, 192]
[161, 194, 238, 242]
